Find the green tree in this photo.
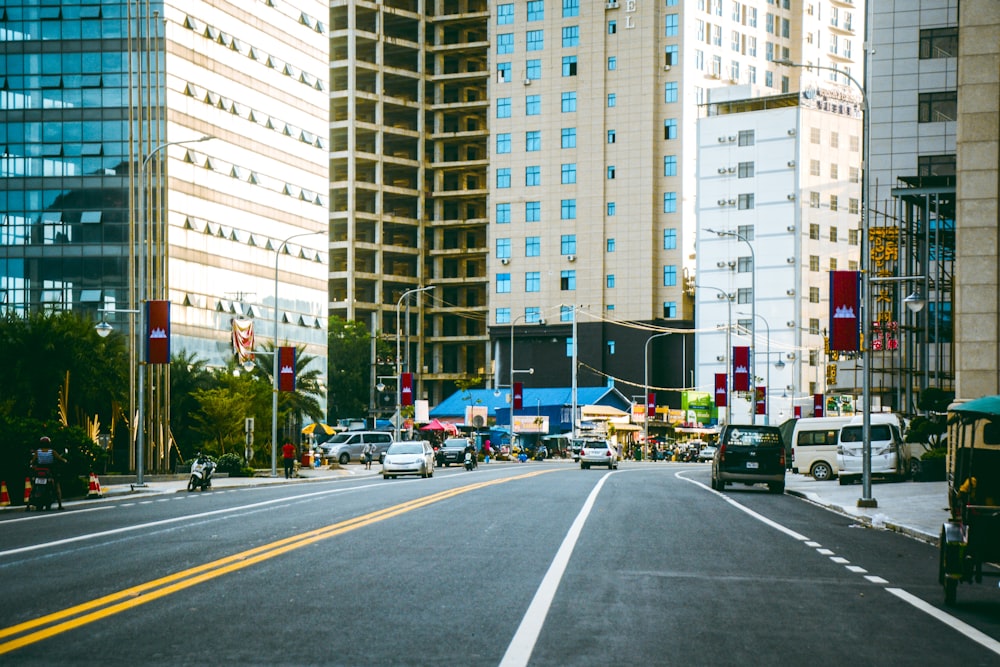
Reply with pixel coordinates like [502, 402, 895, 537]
[190, 386, 248, 455]
[250, 342, 325, 444]
[170, 350, 215, 460]
[327, 315, 378, 421]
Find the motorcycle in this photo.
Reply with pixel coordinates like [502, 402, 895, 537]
[464, 451, 476, 471]
[187, 455, 216, 492]
[26, 467, 56, 511]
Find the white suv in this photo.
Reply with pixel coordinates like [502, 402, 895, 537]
[579, 441, 619, 470]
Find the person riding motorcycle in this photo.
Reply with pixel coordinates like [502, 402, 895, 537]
[464, 439, 477, 470]
[31, 436, 66, 510]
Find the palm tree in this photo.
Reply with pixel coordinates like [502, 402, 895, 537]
[252, 342, 326, 442]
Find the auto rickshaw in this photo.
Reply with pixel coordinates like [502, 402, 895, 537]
[939, 395, 1000, 606]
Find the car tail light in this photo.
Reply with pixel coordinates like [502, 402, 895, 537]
[779, 446, 785, 467]
[718, 443, 726, 462]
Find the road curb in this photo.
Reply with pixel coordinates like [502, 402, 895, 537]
[785, 489, 939, 546]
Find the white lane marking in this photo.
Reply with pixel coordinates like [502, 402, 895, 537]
[831, 557, 850, 564]
[846, 565, 868, 573]
[805, 541, 821, 547]
[0, 506, 112, 524]
[500, 472, 613, 667]
[0, 483, 384, 558]
[676, 471, 810, 541]
[886, 588, 1000, 657]
[865, 575, 889, 584]
[817, 548, 835, 555]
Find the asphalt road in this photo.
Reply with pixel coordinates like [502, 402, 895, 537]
[1, 463, 998, 666]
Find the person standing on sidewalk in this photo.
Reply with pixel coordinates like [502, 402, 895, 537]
[281, 441, 296, 479]
[363, 442, 374, 470]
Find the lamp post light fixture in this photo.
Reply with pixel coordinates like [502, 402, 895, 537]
[395, 286, 435, 441]
[271, 229, 326, 477]
[705, 227, 755, 424]
[739, 312, 782, 425]
[696, 284, 734, 424]
[643, 331, 672, 453]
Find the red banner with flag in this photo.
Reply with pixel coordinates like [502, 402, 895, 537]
[278, 346, 296, 392]
[513, 382, 523, 410]
[146, 300, 170, 365]
[755, 386, 766, 415]
[733, 346, 750, 391]
[714, 373, 727, 408]
[794, 405, 802, 418]
[400, 372, 413, 406]
[646, 392, 656, 418]
[813, 393, 824, 418]
[830, 271, 861, 351]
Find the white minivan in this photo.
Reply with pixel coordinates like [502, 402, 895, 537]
[791, 417, 853, 481]
[836, 413, 910, 485]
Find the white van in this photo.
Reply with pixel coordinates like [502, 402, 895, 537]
[791, 417, 853, 481]
[836, 413, 910, 485]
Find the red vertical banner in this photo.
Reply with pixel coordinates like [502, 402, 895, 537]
[794, 405, 802, 419]
[400, 372, 413, 406]
[513, 382, 523, 410]
[830, 271, 861, 351]
[813, 393, 824, 418]
[755, 386, 766, 415]
[146, 300, 170, 365]
[646, 392, 656, 419]
[278, 346, 296, 392]
[732, 346, 750, 391]
[714, 373, 727, 408]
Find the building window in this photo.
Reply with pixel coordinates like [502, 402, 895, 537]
[527, 30, 544, 51]
[527, 0, 544, 21]
[737, 225, 754, 241]
[608, 20, 617, 34]
[608, 130, 617, 144]
[497, 273, 511, 293]
[562, 56, 578, 77]
[607, 238, 616, 252]
[607, 274, 615, 289]
[526, 166, 541, 186]
[664, 192, 677, 213]
[496, 133, 511, 154]
[663, 301, 677, 318]
[918, 154, 957, 176]
[497, 168, 511, 188]
[496, 203, 511, 223]
[561, 235, 577, 255]
[663, 265, 677, 286]
[664, 119, 678, 140]
[738, 161, 754, 178]
[563, 0, 579, 19]
[526, 201, 540, 222]
[665, 44, 679, 66]
[525, 307, 541, 323]
[737, 256, 752, 273]
[849, 166, 860, 183]
[737, 193, 754, 210]
[526, 130, 541, 152]
[848, 229, 859, 246]
[809, 318, 820, 335]
[526, 272, 541, 292]
[498, 4, 514, 25]
[664, 82, 678, 103]
[607, 93, 617, 107]
[496, 238, 511, 259]
[850, 135, 860, 152]
[829, 195, 838, 211]
[607, 166, 616, 180]
[830, 132, 839, 149]
[526, 95, 541, 115]
[497, 97, 511, 118]
[810, 160, 821, 177]
[829, 257, 838, 271]
[498, 33, 514, 54]
[561, 92, 577, 112]
[830, 227, 839, 242]
[566, 339, 574, 357]
[664, 228, 677, 249]
[526, 236, 540, 257]
[560, 270, 576, 291]
[809, 286, 820, 304]
[562, 26, 579, 47]
[497, 62, 511, 82]
[561, 127, 576, 148]
[809, 256, 819, 272]
[810, 127, 821, 144]
[809, 192, 820, 208]
[738, 130, 755, 146]
[561, 163, 577, 184]
[607, 202, 616, 216]
[849, 260, 859, 272]
[608, 56, 617, 71]
[664, 155, 677, 176]
[737, 288, 752, 304]
[526, 59, 542, 80]
[665, 14, 679, 36]
[920, 27, 958, 59]
[561, 305, 574, 322]
[497, 307, 511, 324]
[809, 223, 820, 240]
[561, 199, 576, 220]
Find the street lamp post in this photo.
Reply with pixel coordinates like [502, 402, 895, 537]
[395, 286, 435, 441]
[696, 284, 734, 424]
[134, 135, 213, 486]
[706, 228, 755, 424]
[271, 229, 326, 477]
[738, 312, 786, 425]
[508, 313, 537, 439]
[643, 331, 671, 453]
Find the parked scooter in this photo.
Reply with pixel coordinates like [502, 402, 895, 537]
[464, 451, 476, 471]
[187, 454, 216, 492]
[26, 467, 56, 511]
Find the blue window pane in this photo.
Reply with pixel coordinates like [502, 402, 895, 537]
[663, 265, 677, 286]
[561, 199, 576, 220]
[526, 166, 540, 186]
[496, 203, 511, 223]
[497, 273, 511, 293]
[496, 133, 511, 154]
[664, 155, 677, 176]
[562, 26, 579, 47]
[527, 1, 545, 21]
[498, 33, 514, 54]
[526, 201, 541, 222]
[498, 4, 514, 25]
[526, 272, 541, 292]
[497, 97, 511, 118]
[561, 163, 576, 184]
[526, 131, 541, 151]
[607, 202, 616, 216]
[561, 128, 576, 148]
[562, 0, 579, 18]
[496, 238, 511, 258]
[526, 95, 541, 115]
[526, 59, 541, 80]
[663, 228, 677, 249]
[561, 92, 577, 112]
[562, 56, 578, 77]
[527, 30, 544, 51]
[497, 168, 511, 188]
[561, 234, 577, 255]
[526, 236, 541, 256]
[664, 192, 677, 213]
[497, 307, 511, 324]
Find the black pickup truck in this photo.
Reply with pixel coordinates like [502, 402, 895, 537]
[710, 424, 786, 494]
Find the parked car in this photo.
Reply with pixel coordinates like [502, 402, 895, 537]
[697, 444, 718, 462]
[436, 437, 471, 467]
[580, 440, 619, 470]
[836, 415, 910, 485]
[382, 441, 435, 479]
[710, 424, 786, 493]
[318, 431, 393, 465]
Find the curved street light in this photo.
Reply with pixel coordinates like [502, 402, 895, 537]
[395, 286, 435, 441]
[643, 331, 671, 454]
[696, 284, 734, 424]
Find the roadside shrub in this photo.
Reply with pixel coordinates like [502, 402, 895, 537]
[214, 452, 244, 476]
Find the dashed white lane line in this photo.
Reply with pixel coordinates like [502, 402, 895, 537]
[846, 565, 868, 573]
[865, 575, 890, 585]
[831, 557, 850, 564]
[817, 548, 835, 555]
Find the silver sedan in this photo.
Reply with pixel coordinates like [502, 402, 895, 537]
[382, 441, 435, 479]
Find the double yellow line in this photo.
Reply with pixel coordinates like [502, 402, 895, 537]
[1, 469, 555, 655]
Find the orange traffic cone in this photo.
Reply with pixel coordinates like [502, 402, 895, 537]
[0, 480, 10, 507]
[23, 477, 32, 504]
[87, 472, 103, 498]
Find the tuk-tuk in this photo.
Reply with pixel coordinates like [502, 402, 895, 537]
[939, 395, 1000, 605]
